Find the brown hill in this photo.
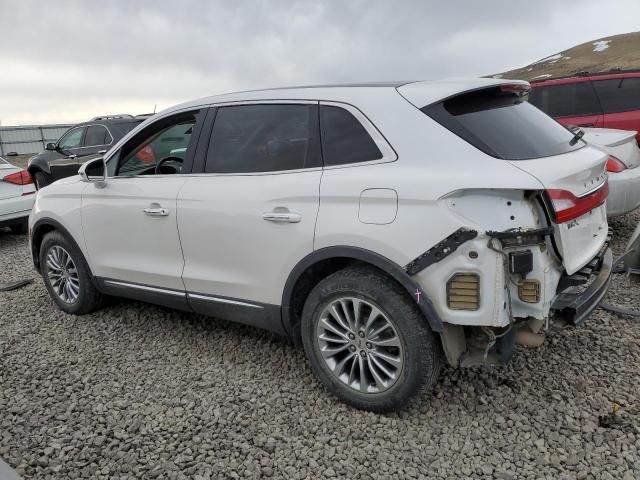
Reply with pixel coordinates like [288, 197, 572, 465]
[494, 31, 640, 82]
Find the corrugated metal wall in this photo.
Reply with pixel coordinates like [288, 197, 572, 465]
[0, 124, 73, 155]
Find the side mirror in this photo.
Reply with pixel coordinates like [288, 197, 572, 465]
[79, 157, 106, 183]
[45, 142, 57, 151]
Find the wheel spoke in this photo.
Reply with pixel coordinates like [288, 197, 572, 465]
[339, 299, 356, 331]
[319, 317, 349, 339]
[370, 350, 402, 367]
[367, 356, 388, 390]
[358, 356, 368, 392]
[369, 353, 396, 379]
[364, 306, 382, 334]
[369, 336, 401, 348]
[330, 305, 351, 332]
[320, 344, 349, 358]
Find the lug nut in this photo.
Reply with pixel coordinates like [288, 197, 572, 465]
[349, 345, 356, 352]
[360, 350, 367, 357]
[358, 331, 365, 338]
[348, 333, 355, 340]
[366, 342, 372, 349]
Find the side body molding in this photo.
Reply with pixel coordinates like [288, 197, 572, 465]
[281, 246, 444, 336]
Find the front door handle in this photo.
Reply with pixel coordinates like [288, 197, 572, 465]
[262, 212, 301, 223]
[143, 206, 169, 217]
[68, 154, 77, 159]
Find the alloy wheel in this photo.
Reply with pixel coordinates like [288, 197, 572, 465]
[46, 245, 80, 304]
[315, 296, 404, 393]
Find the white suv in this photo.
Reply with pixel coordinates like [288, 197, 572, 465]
[30, 79, 612, 411]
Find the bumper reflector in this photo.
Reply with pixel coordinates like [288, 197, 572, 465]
[518, 280, 540, 303]
[447, 273, 480, 310]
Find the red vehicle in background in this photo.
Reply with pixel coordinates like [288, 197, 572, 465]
[529, 70, 640, 141]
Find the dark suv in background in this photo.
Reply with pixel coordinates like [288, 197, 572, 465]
[28, 114, 151, 188]
[529, 70, 640, 141]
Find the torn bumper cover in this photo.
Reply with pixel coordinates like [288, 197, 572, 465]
[551, 244, 613, 325]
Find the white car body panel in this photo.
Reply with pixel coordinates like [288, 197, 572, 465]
[81, 177, 187, 290]
[177, 169, 322, 305]
[0, 159, 36, 222]
[582, 127, 640, 217]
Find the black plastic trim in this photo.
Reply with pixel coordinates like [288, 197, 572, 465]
[30, 218, 87, 275]
[552, 247, 613, 325]
[405, 228, 477, 275]
[281, 246, 444, 336]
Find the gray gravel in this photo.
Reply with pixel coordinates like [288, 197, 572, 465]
[1, 210, 639, 480]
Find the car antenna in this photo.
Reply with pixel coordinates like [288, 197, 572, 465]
[153, 104, 157, 114]
[569, 128, 585, 146]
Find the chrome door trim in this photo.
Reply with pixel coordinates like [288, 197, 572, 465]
[103, 279, 185, 297]
[187, 293, 264, 309]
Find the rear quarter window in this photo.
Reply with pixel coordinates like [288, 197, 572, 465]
[422, 86, 584, 160]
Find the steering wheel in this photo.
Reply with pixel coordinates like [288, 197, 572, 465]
[155, 156, 184, 175]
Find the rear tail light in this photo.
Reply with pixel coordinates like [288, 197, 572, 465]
[2, 170, 33, 186]
[447, 273, 480, 310]
[546, 181, 609, 224]
[606, 155, 627, 173]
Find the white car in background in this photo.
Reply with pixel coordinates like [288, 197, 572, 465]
[29, 79, 613, 411]
[581, 127, 640, 217]
[0, 157, 35, 234]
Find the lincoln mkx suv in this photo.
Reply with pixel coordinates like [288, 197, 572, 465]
[29, 79, 612, 411]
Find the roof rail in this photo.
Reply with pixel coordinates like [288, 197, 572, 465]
[90, 114, 135, 121]
[530, 68, 640, 83]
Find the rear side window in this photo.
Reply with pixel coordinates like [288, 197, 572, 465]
[205, 104, 321, 173]
[592, 78, 640, 113]
[320, 105, 382, 165]
[84, 125, 112, 146]
[528, 82, 601, 117]
[422, 86, 584, 160]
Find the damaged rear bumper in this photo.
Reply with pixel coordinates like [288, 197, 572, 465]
[551, 245, 613, 325]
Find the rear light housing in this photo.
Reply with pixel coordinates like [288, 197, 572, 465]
[2, 170, 33, 186]
[546, 181, 609, 224]
[606, 155, 627, 173]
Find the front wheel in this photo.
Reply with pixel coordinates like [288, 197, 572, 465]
[301, 266, 442, 412]
[40, 231, 104, 315]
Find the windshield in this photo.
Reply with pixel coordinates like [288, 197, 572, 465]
[421, 86, 585, 160]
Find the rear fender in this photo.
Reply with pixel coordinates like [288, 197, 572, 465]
[27, 156, 51, 175]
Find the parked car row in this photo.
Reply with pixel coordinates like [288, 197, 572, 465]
[28, 78, 617, 411]
[0, 156, 35, 233]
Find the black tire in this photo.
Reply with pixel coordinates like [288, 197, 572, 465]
[9, 219, 28, 235]
[34, 171, 51, 190]
[301, 266, 442, 412]
[39, 230, 104, 315]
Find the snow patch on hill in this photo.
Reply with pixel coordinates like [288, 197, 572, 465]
[593, 40, 611, 52]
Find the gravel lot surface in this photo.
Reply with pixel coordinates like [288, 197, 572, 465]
[0, 206, 639, 479]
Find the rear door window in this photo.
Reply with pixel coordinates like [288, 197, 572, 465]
[320, 106, 383, 166]
[205, 104, 321, 173]
[84, 125, 112, 147]
[422, 86, 584, 160]
[528, 82, 601, 117]
[592, 78, 640, 113]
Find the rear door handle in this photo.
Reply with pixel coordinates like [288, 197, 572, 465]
[262, 212, 301, 223]
[143, 206, 169, 217]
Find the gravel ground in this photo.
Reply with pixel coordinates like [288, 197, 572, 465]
[0, 209, 639, 480]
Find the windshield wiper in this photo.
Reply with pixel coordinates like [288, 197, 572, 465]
[569, 128, 585, 146]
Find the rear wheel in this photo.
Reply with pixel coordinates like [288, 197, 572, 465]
[40, 231, 104, 314]
[34, 171, 51, 189]
[9, 219, 28, 235]
[301, 266, 442, 412]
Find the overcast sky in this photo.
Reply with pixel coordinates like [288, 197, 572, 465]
[1, 0, 639, 125]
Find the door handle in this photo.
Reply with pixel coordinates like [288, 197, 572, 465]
[143, 207, 169, 217]
[577, 123, 594, 127]
[262, 212, 301, 223]
[68, 154, 77, 159]
[98, 149, 107, 154]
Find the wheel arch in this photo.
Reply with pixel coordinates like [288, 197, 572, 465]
[281, 246, 444, 342]
[31, 218, 88, 275]
[27, 156, 51, 176]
